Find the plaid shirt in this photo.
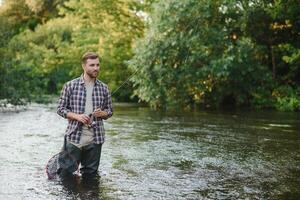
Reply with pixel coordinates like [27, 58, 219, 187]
[57, 75, 113, 144]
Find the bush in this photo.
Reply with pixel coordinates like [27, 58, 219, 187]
[273, 86, 300, 111]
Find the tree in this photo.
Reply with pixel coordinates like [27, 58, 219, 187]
[245, 0, 300, 83]
[0, 0, 66, 104]
[129, 0, 275, 109]
[1, 0, 147, 103]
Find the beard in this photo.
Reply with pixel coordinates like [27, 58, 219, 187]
[86, 71, 99, 79]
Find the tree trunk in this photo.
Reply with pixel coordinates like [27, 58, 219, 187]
[270, 45, 276, 79]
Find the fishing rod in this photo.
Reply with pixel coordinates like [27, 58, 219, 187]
[87, 66, 141, 127]
[110, 67, 141, 97]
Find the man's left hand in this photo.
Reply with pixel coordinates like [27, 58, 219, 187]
[92, 108, 108, 119]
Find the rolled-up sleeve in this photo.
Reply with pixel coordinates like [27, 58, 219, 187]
[103, 86, 113, 119]
[57, 83, 71, 118]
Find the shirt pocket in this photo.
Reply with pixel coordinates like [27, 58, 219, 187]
[94, 88, 106, 110]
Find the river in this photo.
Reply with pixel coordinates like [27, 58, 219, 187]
[0, 103, 299, 199]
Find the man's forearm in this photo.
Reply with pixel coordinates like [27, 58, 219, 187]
[66, 112, 78, 121]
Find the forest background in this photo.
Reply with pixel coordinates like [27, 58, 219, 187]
[0, 0, 299, 111]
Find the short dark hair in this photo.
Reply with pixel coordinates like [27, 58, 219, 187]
[81, 52, 100, 64]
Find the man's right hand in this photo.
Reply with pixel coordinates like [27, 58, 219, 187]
[75, 114, 91, 124]
[67, 112, 91, 125]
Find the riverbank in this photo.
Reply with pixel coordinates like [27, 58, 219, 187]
[1, 93, 300, 113]
[0, 102, 27, 112]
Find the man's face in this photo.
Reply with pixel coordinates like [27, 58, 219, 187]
[83, 58, 100, 78]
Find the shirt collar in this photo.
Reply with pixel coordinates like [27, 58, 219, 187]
[79, 74, 100, 86]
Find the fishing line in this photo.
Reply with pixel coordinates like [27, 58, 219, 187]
[110, 67, 141, 97]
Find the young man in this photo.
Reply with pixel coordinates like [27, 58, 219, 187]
[57, 52, 113, 178]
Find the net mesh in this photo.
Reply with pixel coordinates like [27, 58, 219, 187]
[46, 150, 78, 179]
[46, 153, 60, 179]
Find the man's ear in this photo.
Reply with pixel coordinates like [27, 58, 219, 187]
[82, 63, 85, 69]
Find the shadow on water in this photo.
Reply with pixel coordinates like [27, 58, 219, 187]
[60, 175, 113, 200]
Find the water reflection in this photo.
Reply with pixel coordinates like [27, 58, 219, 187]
[0, 103, 299, 199]
[60, 176, 102, 200]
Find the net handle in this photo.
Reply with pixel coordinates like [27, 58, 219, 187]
[63, 135, 67, 151]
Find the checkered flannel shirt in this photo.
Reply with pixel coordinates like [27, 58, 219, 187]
[57, 75, 113, 144]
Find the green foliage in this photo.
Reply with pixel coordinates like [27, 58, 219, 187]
[129, 0, 270, 109]
[0, 0, 67, 104]
[1, 0, 146, 104]
[1, 0, 299, 112]
[129, 0, 300, 110]
[273, 86, 300, 111]
[8, 17, 77, 94]
[244, 0, 300, 83]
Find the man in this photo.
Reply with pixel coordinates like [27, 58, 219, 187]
[57, 52, 113, 178]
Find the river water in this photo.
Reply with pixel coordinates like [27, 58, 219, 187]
[0, 103, 299, 199]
